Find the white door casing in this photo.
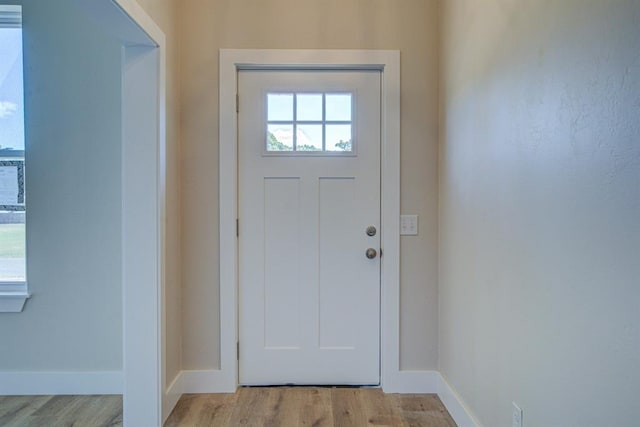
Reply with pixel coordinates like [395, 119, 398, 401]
[77, 0, 168, 424]
[238, 70, 381, 385]
[219, 50, 400, 393]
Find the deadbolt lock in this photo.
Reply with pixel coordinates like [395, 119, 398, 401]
[366, 226, 377, 237]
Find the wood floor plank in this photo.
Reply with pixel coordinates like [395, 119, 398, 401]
[227, 386, 277, 426]
[164, 393, 202, 426]
[30, 395, 86, 419]
[165, 393, 236, 427]
[331, 388, 369, 427]
[0, 396, 53, 427]
[359, 388, 404, 426]
[260, 387, 288, 427]
[298, 388, 333, 427]
[394, 394, 457, 427]
[266, 387, 334, 427]
[40, 395, 120, 426]
[74, 395, 122, 427]
[0, 395, 122, 427]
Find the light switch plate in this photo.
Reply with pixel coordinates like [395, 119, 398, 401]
[400, 215, 418, 235]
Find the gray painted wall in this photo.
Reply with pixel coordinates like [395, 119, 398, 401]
[439, 1, 640, 425]
[0, 0, 122, 371]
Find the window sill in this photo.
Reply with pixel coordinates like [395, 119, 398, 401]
[0, 283, 30, 312]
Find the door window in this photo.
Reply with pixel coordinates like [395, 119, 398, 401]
[266, 92, 353, 153]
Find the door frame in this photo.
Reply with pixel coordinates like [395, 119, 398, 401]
[219, 49, 401, 392]
[75, 0, 167, 424]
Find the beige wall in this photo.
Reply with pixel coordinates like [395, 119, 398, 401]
[134, 0, 183, 386]
[439, 1, 640, 426]
[179, 0, 440, 370]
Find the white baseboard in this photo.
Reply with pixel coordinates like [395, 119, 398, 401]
[382, 370, 440, 393]
[180, 369, 237, 394]
[161, 369, 233, 422]
[163, 372, 183, 423]
[380, 370, 480, 427]
[437, 373, 482, 427]
[162, 369, 237, 422]
[0, 371, 123, 395]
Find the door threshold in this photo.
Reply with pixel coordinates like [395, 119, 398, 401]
[242, 384, 381, 389]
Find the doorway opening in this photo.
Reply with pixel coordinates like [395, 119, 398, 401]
[237, 69, 382, 385]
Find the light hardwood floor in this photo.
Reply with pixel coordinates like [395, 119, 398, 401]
[0, 395, 122, 427]
[0, 388, 456, 426]
[166, 387, 456, 427]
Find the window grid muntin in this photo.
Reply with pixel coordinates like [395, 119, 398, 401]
[266, 92, 353, 153]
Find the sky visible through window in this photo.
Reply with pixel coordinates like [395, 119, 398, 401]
[0, 27, 24, 152]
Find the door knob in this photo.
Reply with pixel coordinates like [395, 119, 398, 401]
[365, 248, 377, 259]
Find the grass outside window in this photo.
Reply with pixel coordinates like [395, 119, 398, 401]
[0, 223, 25, 258]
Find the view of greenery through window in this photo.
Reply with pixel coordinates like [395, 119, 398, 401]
[267, 130, 352, 152]
[266, 93, 353, 152]
[0, 10, 26, 283]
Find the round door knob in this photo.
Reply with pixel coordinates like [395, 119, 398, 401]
[365, 248, 377, 259]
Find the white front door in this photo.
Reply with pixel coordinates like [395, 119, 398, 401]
[238, 70, 381, 385]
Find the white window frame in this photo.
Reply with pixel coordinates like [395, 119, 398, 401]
[264, 91, 356, 155]
[0, 5, 29, 313]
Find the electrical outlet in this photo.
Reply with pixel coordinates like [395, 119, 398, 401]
[400, 215, 418, 235]
[512, 402, 523, 427]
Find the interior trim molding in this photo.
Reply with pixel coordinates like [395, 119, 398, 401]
[383, 370, 440, 393]
[438, 373, 482, 427]
[163, 372, 183, 422]
[163, 368, 235, 421]
[179, 369, 236, 394]
[378, 370, 481, 426]
[0, 290, 29, 313]
[0, 371, 123, 395]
